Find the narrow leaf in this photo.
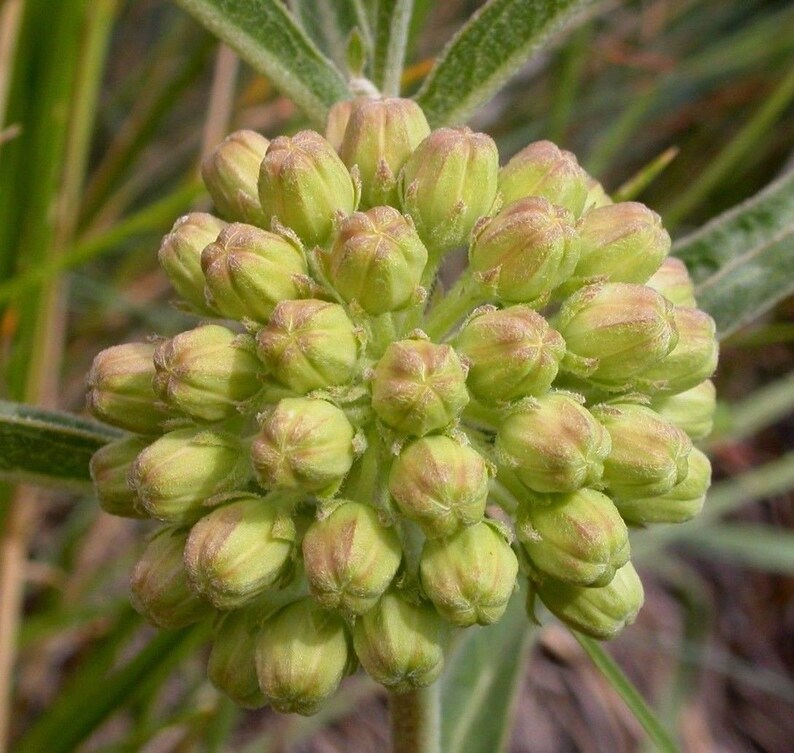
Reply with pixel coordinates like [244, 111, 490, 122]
[415, 0, 595, 127]
[679, 523, 794, 574]
[572, 632, 680, 753]
[674, 168, 794, 338]
[441, 592, 536, 753]
[373, 0, 414, 96]
[0, 400, 121, 490]
[173, 0, 350, 125]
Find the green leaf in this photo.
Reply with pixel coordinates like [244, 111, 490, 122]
[679, 523, 794, 574]
[372, 0, 415, 96]
[674, 168, 794, 339]
[414, 0, 595, 127]
[440, 592, 536, 753]
[0, 400, 121, 490]
[572, 632, 680, 753]
[173, 0, 350, 125]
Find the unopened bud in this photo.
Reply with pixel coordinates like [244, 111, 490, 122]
[158, 213, 225, 314]
[534, 560, 644, 640]
[259, 130, 356, 247]
[593, 403, 692, 500]
[469, 197, 579, 306]
[646, 256, 697, 307]
[456, 306, 566, 404]
[614, 446, 711, 525]
[251, 398, 356, 495]
[372, 339, 468, 436]
[324, 206, 428, 315]
[498, 140, 589, 217]
[153, 324, 262, 422]
[325, 99, 354, 152]
[202, 130, 270, 225]
[517, 488, 629, 587]
[87, 342, 172, 434]
[130, 527, 210, 629]
[89, 436, 149, 518]
[639, 307, 718, 394]
[353, 591, 447, 692]
[339, 97, 430, 207]
[420, 521, 518, 627]
[400, 127, 499, 256]
[389, 435, 488, 538]
[184, 495, 295, 609]
[201, 223, 307, 322]
[302, 501, 402, 615]
[255, 598, 352, 715]
[208, 609, 266, 708]
[496, 393, 611, 493]
[565, 202, 670, 291]
[650, 379, 716, 441]
[555, 283, 679, 389]
[130, 428, 249, 524]
[583, 177, 612, 211]
[257, 299, 359, 394]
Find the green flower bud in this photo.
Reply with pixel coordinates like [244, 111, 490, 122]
[371, 339, 469, 436]
[86, 342, 173, 434]
[201, 130, 270, 225]
[153, 324, 262, 422]
[201, 222, 307, 322]
[130, 428, 249, 524]
[455, 305, 566, 404]
[208, 609, 266, 708]
[158, 213, 225, 314]
[325, 99, 354, 151]
[650, 379, 716, 441]
[638, 307, 718, 395]
[565, 202, 670, 291]
[302, 501, 402, 615]
[517, 489, 629, 587]
[583, 177, 612, 211]
[324, 206, 428, 315]
[130, 527, 210, 629]
[255, 598, 352, 715]
[89, 436, 150, 518]
[419, 521, 518, 627]
[184, 495, 295, 609]
[468, 197, 579, 306]
[353, 591, 447, 692]
[646, 256, 697, 307]
[613, 446, 711, 525]
[389, 435, 488, 538]
[535, 560, 644, 641]
[593, 403, 692, 500]
[496, 393, 611, 493]
[400, 126, 499, 256]
[555, 283, 679, 389]
[498, 140, 589, 218]
[339, 97, 430, 208]
[256, 299, 359, 394]
[258, 130, 356, 247]
[251, 397, 355, 495]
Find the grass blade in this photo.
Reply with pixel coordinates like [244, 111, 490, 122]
[0, 401, 121, 490]
[173, 0, 349, 125]
[415, 0, 595, 127]
[572, 632, 680, 753]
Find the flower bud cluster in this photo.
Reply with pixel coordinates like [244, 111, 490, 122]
[87, 96, 718, 713]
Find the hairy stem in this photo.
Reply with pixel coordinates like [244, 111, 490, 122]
[389, 684, 441, 753]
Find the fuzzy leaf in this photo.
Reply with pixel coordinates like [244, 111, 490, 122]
[415, 0, 595, 127]
[674, 168, 794, 339]
[174, 0, 350, 125]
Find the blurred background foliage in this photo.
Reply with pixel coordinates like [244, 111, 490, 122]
[0, 0, 793, 751]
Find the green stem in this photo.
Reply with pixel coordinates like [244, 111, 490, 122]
[389, 684, 441, 753]
[422, 271, 483, 341]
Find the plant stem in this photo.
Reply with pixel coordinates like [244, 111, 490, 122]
[389, 684, 441, 753]
[422, 271, 482, 341]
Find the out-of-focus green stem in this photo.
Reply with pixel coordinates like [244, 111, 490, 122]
[389, 684, 441, 753]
